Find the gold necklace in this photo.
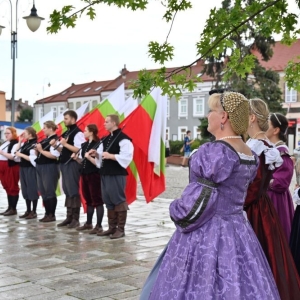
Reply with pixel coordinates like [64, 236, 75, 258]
[251, 131, 265, 139]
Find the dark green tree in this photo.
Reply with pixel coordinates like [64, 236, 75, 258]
[18, 108, 33, 122]
[198, 118, 210, 141]
[202, 0, 285, 113]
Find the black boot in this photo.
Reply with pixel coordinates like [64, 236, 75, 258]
[57, 207, 72, 227]
[110, 202, 128, 239]
[4, 195, 18, 216]
[0, 195, 11, 215]
[68, 208, 80, 228]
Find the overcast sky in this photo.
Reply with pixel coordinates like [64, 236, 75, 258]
[0, 0, 299, 105]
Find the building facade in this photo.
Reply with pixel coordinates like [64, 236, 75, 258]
[33, 39, 300, 148]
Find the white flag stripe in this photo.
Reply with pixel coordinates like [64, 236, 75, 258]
[39, 110, 54, 126]
[119, 95, 138, 117]
[76, 101, 90, 121]
[55, 110, 68, 125]
[148, 87, 167, 169]
[106, 83, 125, 112]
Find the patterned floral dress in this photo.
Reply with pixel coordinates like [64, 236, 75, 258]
[140, 141, 280, 300]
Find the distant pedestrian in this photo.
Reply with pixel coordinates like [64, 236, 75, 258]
[181, 130, 194, 167]
[165, 132, 170, 167]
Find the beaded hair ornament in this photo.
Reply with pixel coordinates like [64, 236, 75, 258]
[222, 92, 250, 136]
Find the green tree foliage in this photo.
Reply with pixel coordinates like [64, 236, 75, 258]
[198, 118, 211, 141]
[202, 0, 286, 113]
[47, 0, 300, 99]
[17, 108, 33, 122]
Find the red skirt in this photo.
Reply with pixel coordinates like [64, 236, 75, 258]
[0, 160, 19, 196]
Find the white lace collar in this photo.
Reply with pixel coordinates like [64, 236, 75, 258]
[238, 152, 255, 161]
[246, 139, 283, 170]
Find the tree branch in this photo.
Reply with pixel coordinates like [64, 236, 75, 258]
[164, 0, 281, 79]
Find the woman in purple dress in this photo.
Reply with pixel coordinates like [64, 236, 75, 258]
[140, 92, 280, 300]
[266, 113, 294, 240]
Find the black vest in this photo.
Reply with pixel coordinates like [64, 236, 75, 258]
[20, 138, 37, 168]
[7, 139, 19, 167]
[59, 124, 81, 163]
[81, 140, 100, 175]
[36, 134, 59, 165]
[100, 129, 131, 176]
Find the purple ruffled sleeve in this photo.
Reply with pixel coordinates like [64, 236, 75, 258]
[170, 142, 238, 233]
[269, 154, 294, 193]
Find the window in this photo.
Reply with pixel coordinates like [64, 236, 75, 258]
[58, 106, 65, 115]
[95, 86, 102, 91]
[76, 102, 81, 109]
[167, 98, 170, 118]
[83, 87, 91, 92]
[68, 102, 74, 109]
[51, 107, 57, 119]
[178, 126, 188, 141]
[178, 97, 188, 117]
[92, 100, 98, 108]
[193, 97, 204, 116]
[285, 83, 297, 103]
[193, 126, 201, 140]
[38, 107, 43, 119]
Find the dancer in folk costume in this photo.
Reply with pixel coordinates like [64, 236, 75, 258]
[0, 127, 20, 216]
[35, 121, 60, 222]
[140, 92, 280, 300]
[15, 127, 39, 219]
[50, 110, 85, 228]
[245, 98, 300, 299]
[266, 113, 295, 240]
[91, 114, 133, 239]
[72, 124, 105, 235]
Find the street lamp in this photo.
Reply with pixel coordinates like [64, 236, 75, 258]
[0, 0, 44, 127]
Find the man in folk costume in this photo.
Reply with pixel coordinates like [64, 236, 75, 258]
[50, 110, 85, 228]
[90, 114, 133, 239]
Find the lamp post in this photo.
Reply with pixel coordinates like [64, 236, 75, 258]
[42, 79, 51, 116]
[0, 0, 44, 127]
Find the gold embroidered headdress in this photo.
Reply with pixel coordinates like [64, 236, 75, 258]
[221, 92, 250, 137]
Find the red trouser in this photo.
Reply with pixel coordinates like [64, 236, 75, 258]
[0, 161, 20, 196]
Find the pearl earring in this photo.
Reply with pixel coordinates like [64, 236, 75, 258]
[221, 123, 224, 130]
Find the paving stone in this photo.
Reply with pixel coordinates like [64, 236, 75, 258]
[109, 289, 141, 300]
[0, 276, 27, 287]
[69, 282, 136, 300]
[0, 166, 224, 298]
[0, 283, 53, 299]
[17, 267, 78, 281]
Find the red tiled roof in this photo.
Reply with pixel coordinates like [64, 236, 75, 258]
[35, 39, 300, 105]
[253, 39, 300, 71]
[35, 82, 92, 104]
[69, 80, 112, 98]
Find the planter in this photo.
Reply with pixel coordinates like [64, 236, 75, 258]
[167, 154, 188, 166]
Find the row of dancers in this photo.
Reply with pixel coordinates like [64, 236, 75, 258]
[140, 93, 300, 299]
[0, 111, 133, 239]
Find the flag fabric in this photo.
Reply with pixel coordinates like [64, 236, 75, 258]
[119, 95, 138, 121]
[32, 110, 54, 140]
[120, 87, 167, 203]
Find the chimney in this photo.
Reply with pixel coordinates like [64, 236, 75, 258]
[25, 100, 28, 105]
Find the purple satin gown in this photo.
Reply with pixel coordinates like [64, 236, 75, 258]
[140, 141, 280, 300]
[267, 145, 295, 241]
